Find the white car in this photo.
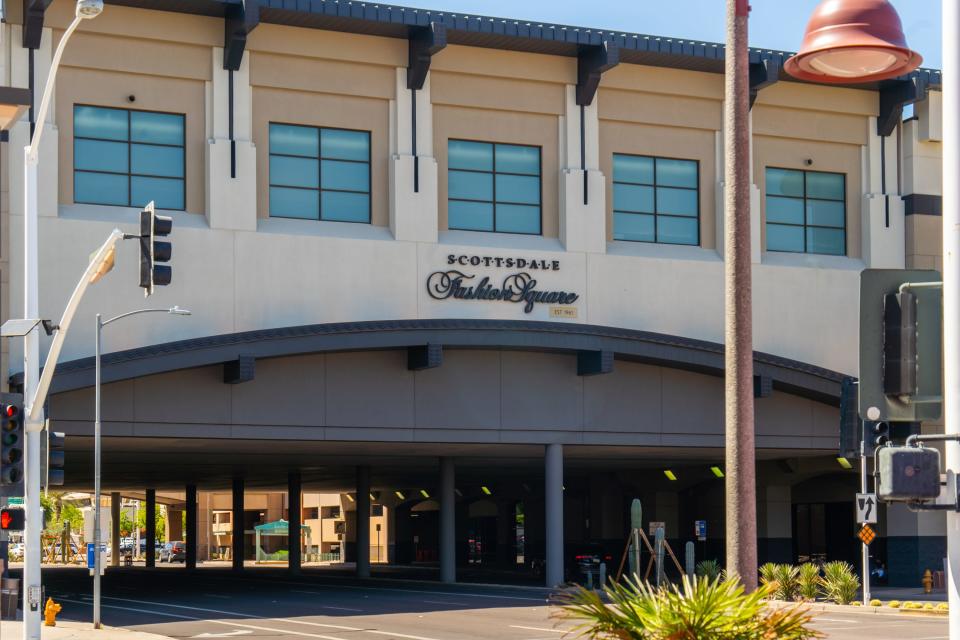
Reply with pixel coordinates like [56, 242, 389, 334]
[8, 543, 23, 560]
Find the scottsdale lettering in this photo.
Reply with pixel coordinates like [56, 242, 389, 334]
[447, 254, 561, 271]
[427, 270, 579, 313]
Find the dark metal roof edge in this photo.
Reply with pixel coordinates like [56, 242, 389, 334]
[102, 0, 941, 91]
[30, 319, 848, 404]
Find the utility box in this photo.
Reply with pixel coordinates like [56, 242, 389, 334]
[877, 446, 941, 501]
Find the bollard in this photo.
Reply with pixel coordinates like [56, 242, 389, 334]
[599, 561, 606, 588]
[587, 568, 593, 590]
[685, 541, 695, 577]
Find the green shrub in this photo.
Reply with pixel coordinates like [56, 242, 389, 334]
[937, 602, 949, 611]
[889, 600, 902, 608]
[759, 563, 779, 593]
[797, 563, 821, 601]
[773, 564, 801, 601]
[869, 599, 882, 607]
[923, 603, 935, 611]
[553, 575, 822, 640]
[695, 559, 722, 581]
[819, 561, 860, 605]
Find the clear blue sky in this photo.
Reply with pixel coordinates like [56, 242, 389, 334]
[396, 0, 942, 70]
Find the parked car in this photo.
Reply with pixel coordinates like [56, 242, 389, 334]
[8, 543, 23, 560]
[159, 541, 185, 563]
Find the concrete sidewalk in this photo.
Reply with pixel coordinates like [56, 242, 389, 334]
[0, 620, 172, 639]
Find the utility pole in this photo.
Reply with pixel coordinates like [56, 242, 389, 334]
[942, 0, 960, 634]
[723, 0, 757, 591]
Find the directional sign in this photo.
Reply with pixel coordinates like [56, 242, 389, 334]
[858, 524, 877, 546]
[856, 493, 878, 524]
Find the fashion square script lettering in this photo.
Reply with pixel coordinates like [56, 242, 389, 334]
[426, 270, 579, 313]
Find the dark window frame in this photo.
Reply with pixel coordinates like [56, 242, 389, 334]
[268, 121, 372, 224]
[72, 104, 186, 211]
[765, 166, 847, 256]
[612, 153, 700, 246]
[447, 138, 543, 236]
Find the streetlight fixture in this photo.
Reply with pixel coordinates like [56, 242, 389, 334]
[21, 2, 102, 636]
[92, 306, 190, 628]
[784, 0, 921, 83]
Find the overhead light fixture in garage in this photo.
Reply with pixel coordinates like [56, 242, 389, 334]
[837, 457, 854, 470]
[345, 494, 354, 502]
[420, 489, 430, 499]
[664, 470, 678, 481]
[710, 466, 725, 479]
[481, 486, 492, 496]
[395, 491, 406, 500]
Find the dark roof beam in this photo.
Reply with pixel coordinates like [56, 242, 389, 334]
[223, 354, 255, 384]
[407, 23, 446, 91]
[576, 41, 619, 106]
[749, 58, 780, 109]
[577, 350, 613, 376]
[408, 344, 442, 371]
[22, 0, 54, 50]
[879, 76, 928, 137]
[224, 0, 260, 72]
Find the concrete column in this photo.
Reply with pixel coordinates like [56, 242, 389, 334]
[545, 444, 564, 587]
[439, 457, 456, 583]
[206, 48, 256, 230]
[757, 485, 792, 565]
[388, 68, 438, 242]
[145, 490, 156, 568]
[356, 466, 371, 578]
[166, 508, 184, 542]
[110, 492, 121, 568]
[887, 503, 946, 586]
[559, 85, 606, 253]
[232, 477, 244, 570]
[288, 472, 302, 573]
[496, 500, 514, 568]
[185, 485, 197, 570]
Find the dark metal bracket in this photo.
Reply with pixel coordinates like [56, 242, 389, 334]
[22, 0, 53, 50]
[407, 23, 447, 91]
[408, 344, 442, 371]
[879, 76, 928, 137]
[576, 42, 619, 107]
[577, 350, 613, 376]
[224, 0, 260, 72]
[223, 354, 255, 384]
[749, 58, 780, 109]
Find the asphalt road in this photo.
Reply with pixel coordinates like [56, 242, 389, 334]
[31, 569, 949, 640]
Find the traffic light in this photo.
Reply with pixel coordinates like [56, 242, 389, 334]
[139, 201, 172, 297]
[883, 292, 918, 397]
[0, 508, 24, 531]
[0, 393, 24, 497]
[42, 430, 65, 488]
[869, 421, 890, 447]
[877, 446, 941, 501]
[839, 377, 860, 459]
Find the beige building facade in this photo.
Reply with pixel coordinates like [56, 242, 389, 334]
[0, 0, 944, 586]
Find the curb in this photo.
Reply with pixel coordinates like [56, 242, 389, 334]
[767, 599, 949, 617]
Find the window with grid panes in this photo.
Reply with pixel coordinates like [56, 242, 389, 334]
[612, 154, 699, 245]
[765, 168, 846, 256]
[269, 123, 371, 223]
[73, 105, 185, 210]
[447, 140, 541, 234]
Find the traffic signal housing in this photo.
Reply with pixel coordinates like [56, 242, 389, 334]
[883, 291, 918, 397]
[0, 393, 24, 497]
[869, 421, 890, 448]
[838, 377, 860, 459]
[0, 508, 24, 531]
[139, 201, 172, 297]
[42, 430, 66, 488]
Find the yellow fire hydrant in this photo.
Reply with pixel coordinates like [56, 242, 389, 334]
[923, 569, 934, 594]
[43, 597, 61, 627]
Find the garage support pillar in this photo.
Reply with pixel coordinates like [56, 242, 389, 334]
[232, 476, 244, 571]
[439, 457, 456, 583]
[186, 485, 197, 570]
[146, 490, 156, 567]
[110, 492, 121, 567]
[545, 443, 564, 587]
[288, 471, 302, 573]
[356, 466, 371, 578]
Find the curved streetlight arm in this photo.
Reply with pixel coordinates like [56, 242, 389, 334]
[102, 307, 189, 328]
[26, 14, 83, 163]
[27, 228, 123, 424]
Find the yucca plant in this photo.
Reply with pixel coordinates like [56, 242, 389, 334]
[773, 564, 801, 601]
[819, 561, 860, 605]
[553, 574, 822, 640]
[798, 563, 821, 601]
[695, 559, 722, 581]
[759, 563, 779, 590]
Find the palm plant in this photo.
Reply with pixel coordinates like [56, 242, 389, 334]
[797, 563, 821, 600]
[819, 561, 859, 605]
[695, 559, 722, 581]
[553, 574, 822, 640]
[772, 564, 801, 601]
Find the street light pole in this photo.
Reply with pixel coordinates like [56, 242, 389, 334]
[93, 306, 190, 628]
[942, 0, 960, 635]
[723, 0, 757, 590]
[21, 3, 102, 637]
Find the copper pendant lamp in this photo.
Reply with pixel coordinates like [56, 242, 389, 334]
[784, 0, 922, 83]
